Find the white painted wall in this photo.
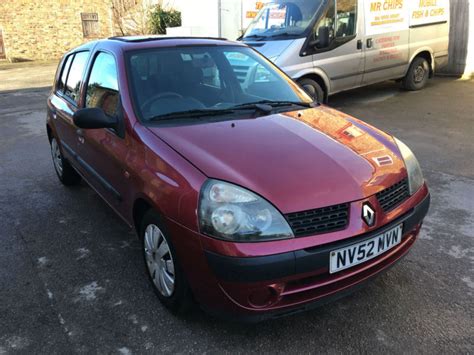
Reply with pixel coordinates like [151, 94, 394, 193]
[463, 0, 474, 77]
[166, 0, 262, 40]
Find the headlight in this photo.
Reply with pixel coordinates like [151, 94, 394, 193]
[394, 138, 424, 195]
[198, 179, 294, 242]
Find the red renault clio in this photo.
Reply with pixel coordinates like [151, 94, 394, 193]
[47, 36, 429, 321]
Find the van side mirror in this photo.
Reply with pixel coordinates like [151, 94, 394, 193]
[73, 108, 118, 130]
[307, 26, 331, 49]
[317, 26, 330, 48]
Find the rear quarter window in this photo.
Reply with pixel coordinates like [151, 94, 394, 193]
[57, 55, 73, 93]
[64, 51, 90, 104]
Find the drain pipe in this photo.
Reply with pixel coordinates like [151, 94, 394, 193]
[217, 0, 222, 38]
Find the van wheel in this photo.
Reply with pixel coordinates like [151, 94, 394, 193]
[50, 137, 81, 186]
[141, 210, 193, 315]
[298, 78, 325, 103]
[402, 57, 430, 91]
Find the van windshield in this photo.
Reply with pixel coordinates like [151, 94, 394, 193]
[243, 0, 323, 40]
[126, 46, 312, 122]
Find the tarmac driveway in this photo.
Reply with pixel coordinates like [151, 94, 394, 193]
[0, 65, 473, 353]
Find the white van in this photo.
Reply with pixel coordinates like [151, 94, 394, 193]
[240, 0, 450, 102]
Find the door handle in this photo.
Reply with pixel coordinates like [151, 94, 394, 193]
[367, 38, 373, 48]
[357, 40, 363, 50]
[76, 129, 85, 144]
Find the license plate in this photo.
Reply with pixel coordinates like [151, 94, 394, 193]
[329, 224, 403, 274]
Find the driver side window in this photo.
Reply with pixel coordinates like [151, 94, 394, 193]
[336, 0, 357, 38]
[314, 0, 336, 47]
[313, 0, 357, 49]
[85, 52, 119, 118]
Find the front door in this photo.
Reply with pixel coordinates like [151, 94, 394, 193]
[312, 0, 364, 94]
[77, 51, 131, 218]
[361, 0, 409, 85]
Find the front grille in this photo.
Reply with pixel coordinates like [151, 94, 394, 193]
[286, 203, 349, 238]
[376, 178, 410, 212]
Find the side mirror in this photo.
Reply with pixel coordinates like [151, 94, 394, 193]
[317, 26, 330, 48]
[73, 108, 118, 130]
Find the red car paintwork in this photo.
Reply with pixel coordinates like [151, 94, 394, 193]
[47, 37, 429, 320]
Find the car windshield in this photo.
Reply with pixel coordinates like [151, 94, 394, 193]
[243, 0, 323, 40]
[127, 45, 312, 122]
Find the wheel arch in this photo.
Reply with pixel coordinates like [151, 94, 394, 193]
[408, 49, 434, 78]
[297, 71, 330, 103]
[46, 124, 53, 143]
[132, 196, 155, 235]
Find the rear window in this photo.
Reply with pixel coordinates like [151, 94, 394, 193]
[64, 51, 89, 104]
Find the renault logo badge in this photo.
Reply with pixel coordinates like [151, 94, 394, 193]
[362, 203, 376, 227]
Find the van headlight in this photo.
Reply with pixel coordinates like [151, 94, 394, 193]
[198, 180, 294, 242]
[394, 138, 424, 195]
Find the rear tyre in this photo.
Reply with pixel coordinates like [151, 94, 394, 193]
[402, 57, 430, 91]
[140, 210, 193, 315]
[50, 137, 81, 186]
[298, 78, 325, 103]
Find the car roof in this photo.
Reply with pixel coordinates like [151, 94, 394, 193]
[86, 36, 247, 54]
[109, 35, 230, 43]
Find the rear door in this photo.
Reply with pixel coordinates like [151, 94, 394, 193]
[361, 0, 409, 85]
[50, 51, 90, 164]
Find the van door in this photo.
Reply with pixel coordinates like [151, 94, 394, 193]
[361, 0, 409, 85]
[311, 0, 364, 94]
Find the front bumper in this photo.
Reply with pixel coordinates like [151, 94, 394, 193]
[199, 192, 430, 321]
[206, 193, 429, 283]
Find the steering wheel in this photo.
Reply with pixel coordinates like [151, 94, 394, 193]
[141, 92, 184, 114]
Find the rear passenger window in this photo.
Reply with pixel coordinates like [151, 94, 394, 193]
[58, 55, 73, 92]
[85, 52, 120, 118]
[64, 51, 89, 104]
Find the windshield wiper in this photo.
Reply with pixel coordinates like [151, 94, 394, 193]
[242, 34, 267, 41]
[148, 101, 317, 121]
[148, 108, 236, 121]
[267, 32, 300, 39]
[230, 100, 317, 110]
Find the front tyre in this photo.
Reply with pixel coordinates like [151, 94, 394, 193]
[141, 210, 193, 314]
[298, 78, 325, 103]
[402, 57, 430, 91]
[50, 137, 81, 186]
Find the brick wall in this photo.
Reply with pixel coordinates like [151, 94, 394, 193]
[0, 0, 115, 61]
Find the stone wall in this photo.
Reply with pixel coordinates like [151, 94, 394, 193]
[0, 0, 115, 61]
